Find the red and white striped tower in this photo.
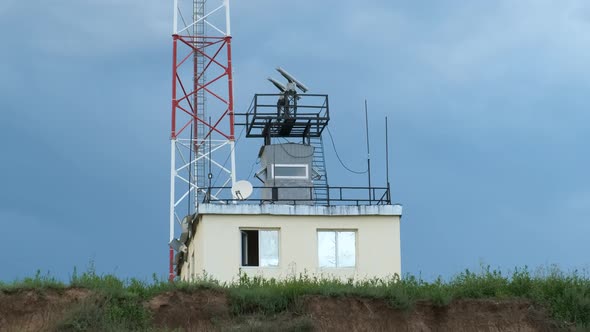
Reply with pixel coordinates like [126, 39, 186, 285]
[169, 0, 235, 281]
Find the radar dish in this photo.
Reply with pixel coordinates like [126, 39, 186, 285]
[232, 180, 253, 200]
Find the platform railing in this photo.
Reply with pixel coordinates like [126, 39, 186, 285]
[243, 94, 330, 138]
[202, 185, 392, 206]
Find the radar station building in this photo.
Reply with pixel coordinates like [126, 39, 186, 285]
[173, 68, 402, 282]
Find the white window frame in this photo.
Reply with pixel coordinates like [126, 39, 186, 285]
[271, 164, 309, 179]
[317, 230, 357, 268]
[240, 228, 281, 268]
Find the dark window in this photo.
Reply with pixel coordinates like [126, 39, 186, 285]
[240, 229, 279, 267]
[241, 230, 259, 266]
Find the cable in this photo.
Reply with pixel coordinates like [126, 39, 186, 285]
[248, 158, 260, 180]
[211, 118, 247, 188]
[276, 137, 315, 158]
[178, 9, 189, 34]
[326, 127, 368, 175]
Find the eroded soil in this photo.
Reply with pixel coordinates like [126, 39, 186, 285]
[0, 288, 560, 331]
[0, 288, 90, 332]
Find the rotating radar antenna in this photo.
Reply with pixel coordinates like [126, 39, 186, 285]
[267, 67, 309, 121]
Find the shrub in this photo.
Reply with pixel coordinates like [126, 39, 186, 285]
[2, 265, 589, 329]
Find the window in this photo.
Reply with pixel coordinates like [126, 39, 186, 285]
[272, 164, 308, 179]
[241, 229, 279, 267]
[317, 230, 356, 268]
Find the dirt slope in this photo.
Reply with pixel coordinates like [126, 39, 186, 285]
[303, 296, 556, 332]
[0, 288, 559, 331]
[0, 288, 90, 332]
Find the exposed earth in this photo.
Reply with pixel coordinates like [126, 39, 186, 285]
[0, 288, 561, 331]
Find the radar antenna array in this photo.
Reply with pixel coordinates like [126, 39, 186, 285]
[267, 67, 309, 93]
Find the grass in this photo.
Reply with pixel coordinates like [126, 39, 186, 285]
[1, 265, 589, 330]
[0, 264, 216, 332]
[226, 265, 590, 324]
[0, 269, 66, 292]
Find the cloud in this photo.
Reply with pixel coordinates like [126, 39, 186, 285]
[0, 0, 17, 14]
[250, 1, 590, 83]
[565, 192, 590, 212]
[411, 1, 590, 81]
[9, 0, 171, 57]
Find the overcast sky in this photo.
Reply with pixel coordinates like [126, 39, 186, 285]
[1, 0, 589, 282]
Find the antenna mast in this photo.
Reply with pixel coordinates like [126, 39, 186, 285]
[364, 100, 372, 201]
[385, 116, 390, 186]
[169, 0, 235, 281]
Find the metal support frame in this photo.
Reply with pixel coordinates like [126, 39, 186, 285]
[245, 94, 330, 141]
[169, 0, 235, 281]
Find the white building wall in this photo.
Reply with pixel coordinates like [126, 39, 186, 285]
[180, 208, 401, 283]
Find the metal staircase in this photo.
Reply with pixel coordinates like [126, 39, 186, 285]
[310, 136, 329, 205]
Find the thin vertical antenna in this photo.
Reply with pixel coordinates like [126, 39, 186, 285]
[208, 116, 213, 193]
[385, 116, 390, 186]
[173, 0, 178, 34]
[225, 0, 231, 35]
[364, 99, 372, 201]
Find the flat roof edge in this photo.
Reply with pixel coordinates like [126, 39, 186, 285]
[197, 204, 403, 217]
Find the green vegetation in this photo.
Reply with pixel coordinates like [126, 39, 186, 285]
[228, 266, 590, 328]
[0, 264, 215, 332]
[1, 265, 589, 330]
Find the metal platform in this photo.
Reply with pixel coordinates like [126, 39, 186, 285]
[244, 94, 330, 141]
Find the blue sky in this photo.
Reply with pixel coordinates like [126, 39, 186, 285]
[1, 0, 589, 281]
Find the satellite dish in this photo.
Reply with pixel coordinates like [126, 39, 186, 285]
[169, 239, 187, 253]
[232, 180, 253, 200]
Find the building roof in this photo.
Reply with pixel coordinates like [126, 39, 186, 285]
[197, 203, 402, 217]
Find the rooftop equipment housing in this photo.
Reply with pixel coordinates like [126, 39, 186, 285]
[244, 68, 328, 204]
[257, 143, 316, 203]
[200, 67, 392, 206]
